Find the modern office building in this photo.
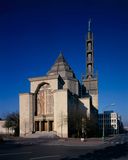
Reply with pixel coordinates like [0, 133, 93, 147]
[98, 111, 122, 136]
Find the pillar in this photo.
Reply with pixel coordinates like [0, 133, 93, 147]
[39, 121, 42, 131]
[47, 121, 49, 132]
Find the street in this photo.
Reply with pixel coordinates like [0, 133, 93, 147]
[0, 144, 94, 160]
[0, 134, 128, 160]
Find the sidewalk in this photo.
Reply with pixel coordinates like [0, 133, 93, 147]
[2, 136, 118, 147]
[45, 137, 106, 147]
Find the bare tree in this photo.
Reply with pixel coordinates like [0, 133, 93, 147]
[4, 112, 19, 136]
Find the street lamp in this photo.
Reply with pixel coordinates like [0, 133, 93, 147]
[102, 111, 105, 141]
[102, 103, 115, 141]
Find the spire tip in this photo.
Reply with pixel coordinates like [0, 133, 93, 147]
[88, 19, 91, 31]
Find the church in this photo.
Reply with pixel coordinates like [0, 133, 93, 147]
[19, 21, 98, 138]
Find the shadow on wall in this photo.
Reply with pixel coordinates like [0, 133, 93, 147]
[68, 92, 87, 138]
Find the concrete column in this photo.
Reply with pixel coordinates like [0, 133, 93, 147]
[33, 121, 35, 132]
[50, 121, 54, 131]
[39, 121, 42, 131]
[47, 121, 49, 132]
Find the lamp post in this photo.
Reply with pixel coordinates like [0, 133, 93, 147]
[102, 111, 105, 141]
[102, 103, 115, 141]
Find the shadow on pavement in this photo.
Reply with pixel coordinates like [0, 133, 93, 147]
[0, 139, 34, 151]
[62, 142, 128, 160]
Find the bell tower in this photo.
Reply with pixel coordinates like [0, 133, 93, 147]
[83, 19, 98, 110]
[86, 19, 94, 78]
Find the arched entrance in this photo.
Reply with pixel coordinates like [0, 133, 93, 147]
[34, 82, 54, 132]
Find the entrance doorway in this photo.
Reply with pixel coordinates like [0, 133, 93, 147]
[35, 121, 39, 131]
[49, 121, 53, 131]
[35, 120, 54, 132]
[41, 121, 47, 131]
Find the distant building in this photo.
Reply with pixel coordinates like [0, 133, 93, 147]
[19, 20, 98, 138]
[124, 126, 128, 132]
[0, 120, 14, 135]
[98, 111, 122, 136]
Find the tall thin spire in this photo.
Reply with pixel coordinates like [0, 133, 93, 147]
[86, 19, 94, 79]
[83, 20, 98, 111]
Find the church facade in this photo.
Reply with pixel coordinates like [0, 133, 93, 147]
[19, 21, 98, 138]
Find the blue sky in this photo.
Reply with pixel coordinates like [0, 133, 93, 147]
[0, 0, 128, 125]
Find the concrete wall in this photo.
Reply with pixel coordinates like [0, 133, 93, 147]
[83, 78, 98, 110]
[29, 94, 35, 133]
[68, 94, 78, 137]
[91, 94, 98, 110]
[19, 93, 34, 136]
[30, 79, 58, 93]
[79, 97, 90, 119]
[53, 89, 68, 138]
[64, 79, 79, 95]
